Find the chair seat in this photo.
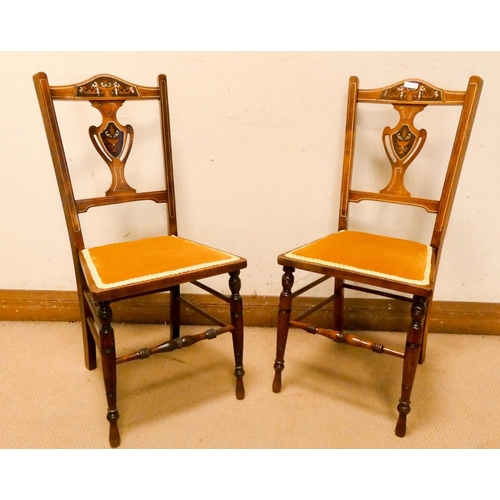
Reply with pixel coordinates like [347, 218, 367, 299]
[284, 230, 433, 286]
[80, 235, 242, 290]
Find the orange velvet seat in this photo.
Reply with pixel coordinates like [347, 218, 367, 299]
[81, 236, 240, 290]
[285, 230, 433, 286]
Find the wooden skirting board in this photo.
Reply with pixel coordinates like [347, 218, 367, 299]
[0, 289, 499, 335]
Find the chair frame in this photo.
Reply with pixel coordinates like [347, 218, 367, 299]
[272, 75, 483, 437]
[33, 72, 246, 447]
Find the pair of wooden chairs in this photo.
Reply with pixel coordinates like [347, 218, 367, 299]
[33, 72, 482, 447]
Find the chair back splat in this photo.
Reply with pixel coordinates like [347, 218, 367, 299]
[34, 73, 247, 447]
[272, 76, 483, 438]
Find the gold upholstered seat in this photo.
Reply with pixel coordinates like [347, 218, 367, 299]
[272, 75, 483, 438]
[285, 230, 433, 286]
[34, 72, 246, 447]
[81, 236, 241, 291]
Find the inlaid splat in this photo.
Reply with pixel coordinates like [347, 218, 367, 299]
[381, 104, 426, 197]
[100, 122, 124, 158]
[89, 100, 136, 196]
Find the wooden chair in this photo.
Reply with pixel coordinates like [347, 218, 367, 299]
[272, 76, 483, 437]
[33, 72, 246, 447]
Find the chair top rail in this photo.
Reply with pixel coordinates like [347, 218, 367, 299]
[357, 77, 470, 105]
[46, 73, 161, 100]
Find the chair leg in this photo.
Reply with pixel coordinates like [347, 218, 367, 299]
[395, 295, 427, 438]
[170, 285, 181, 340]
[81, 303, 97, 371]
[333, 278, 344, 331]
[272, 266, 295, 393]
[98, 302, 120, 448]
[229, 271, 245, 400]
[77, 283, 97, 370]
[418, 292, 434, 364]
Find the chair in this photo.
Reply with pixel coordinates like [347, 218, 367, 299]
[33, 72, 246, 447]
[272, 75, 483, 437]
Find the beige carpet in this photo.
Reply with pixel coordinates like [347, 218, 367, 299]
[1, 320, 500, 449]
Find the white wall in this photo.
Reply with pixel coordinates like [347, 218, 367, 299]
[1, 51, 498, 301]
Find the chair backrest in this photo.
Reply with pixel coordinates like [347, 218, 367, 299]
[339, 75, 483, 266]
[33, 73, 178, 253]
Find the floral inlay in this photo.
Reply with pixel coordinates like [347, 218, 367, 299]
[392, 124, 416, 159]
[100, 122, 124, 158]
[77, 77, 138, 98]
[380, 81, 441, 102]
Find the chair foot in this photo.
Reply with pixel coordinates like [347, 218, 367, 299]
[395, 399, 410, 437]
[395, 417, 406, 438]
[272, 360, 284, 393]
[109, 427, 120, 448]
[236, 379, 245, 400]
[272, 373, 282, 393]
[107, 409, 121, 448]
[235, 365, 245, 400]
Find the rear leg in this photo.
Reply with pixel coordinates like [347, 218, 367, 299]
[333, 277, 344, 332]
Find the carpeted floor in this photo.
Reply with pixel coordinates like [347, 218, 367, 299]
[2, 320, 500, 450]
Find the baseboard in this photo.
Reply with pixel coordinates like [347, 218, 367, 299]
[0, 289, 499, 334]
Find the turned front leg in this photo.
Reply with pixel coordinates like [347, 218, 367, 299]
[229, 271, 245, 400]
[98, 302, 120, 448]
[395, 295, 427, 438]
[273, 266, 295, 393]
